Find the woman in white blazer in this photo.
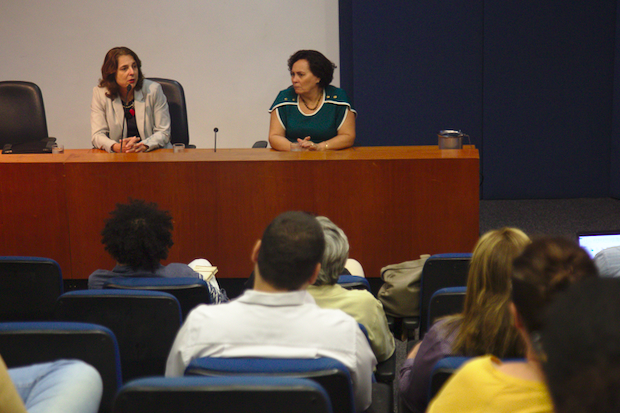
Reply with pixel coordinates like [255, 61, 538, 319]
[91, 47, 171, 153]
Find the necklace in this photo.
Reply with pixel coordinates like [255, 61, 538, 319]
[300, 91, 322, 111]
[122, 99, 134, 110]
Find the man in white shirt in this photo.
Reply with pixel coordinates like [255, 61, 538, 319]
[165, 211, 376, 412]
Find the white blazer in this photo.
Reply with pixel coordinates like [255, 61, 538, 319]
[91, 79, 171, 152]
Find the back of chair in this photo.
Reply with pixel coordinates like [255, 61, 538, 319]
[337, 275, 372, 292]
[186, 357, 354, 413]
[113, 376, 333, 413]
[147, 78, 189, 145]
[0, 321, 121, 413]
[428, 356, 470, 400]
[0, 256, 63, 321]
[0, 81, 48, 146]
[428, 286, 467, 328]
[419, 254, 471, 339]
[55, 290, 182, 382]
[251, 140, 268, 148]
[103, 277, 212, 319]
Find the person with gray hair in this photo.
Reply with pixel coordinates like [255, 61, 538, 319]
[307, 216, 395, 362]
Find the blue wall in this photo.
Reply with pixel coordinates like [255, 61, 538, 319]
[340, 0, 617, 199]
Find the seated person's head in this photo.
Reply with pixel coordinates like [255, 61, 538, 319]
[255, 211, 325, 291]
[511, 236, 598, 340]
[452, 227, 530, 357]
[313, 216, 349, 286]
[541, 277, 620, 413]
[101, 199, 173, 272]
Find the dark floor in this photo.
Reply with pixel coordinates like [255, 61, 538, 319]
[479, 197, 620, 238]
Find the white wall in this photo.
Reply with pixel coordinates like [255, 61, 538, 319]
[0, 0, 340, 149]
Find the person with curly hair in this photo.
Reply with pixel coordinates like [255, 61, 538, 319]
[88, 199, 227, 303]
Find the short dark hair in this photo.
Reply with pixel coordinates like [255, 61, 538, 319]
[101, 199, 173, 272]
[257, 211, 325, 291]
[287, 50, 336, 89]
[98, 46, 145, 99]
[541, 277, 620, 413]
[511, 236, 598, 333]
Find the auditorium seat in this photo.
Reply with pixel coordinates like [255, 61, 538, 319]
[103, 277, 212, 319]
[428, 286, 467, 328]
[403, 253, 471, 343]
[0, 256, 63, 321]
[113, 376, 334, 413]
[0, 321, 121, 413]
[55, 290, 182, 382]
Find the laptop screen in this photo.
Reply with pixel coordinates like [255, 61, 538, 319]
[577, 231, 620, 258]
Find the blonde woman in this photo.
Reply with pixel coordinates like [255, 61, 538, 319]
[399, 228, 530, 413]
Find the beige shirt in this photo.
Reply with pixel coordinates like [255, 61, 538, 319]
[307, 284, 395, 362]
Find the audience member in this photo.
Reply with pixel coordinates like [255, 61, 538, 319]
[88, 199, 227, 303]
[593, 245, 620, 277]
[426, 236, 598, 413]
[541, 276, 620, 413]
[165, 211, 376, 412]
[1, 355, 102, 413]
[307, 216, 394, 362]
[399, 228, 529, 413]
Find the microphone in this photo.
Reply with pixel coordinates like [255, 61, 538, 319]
[213, 127, 219, 152]
[119, 84, 132, 153]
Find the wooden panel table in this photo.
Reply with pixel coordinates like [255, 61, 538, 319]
[0, 146, 479, 280]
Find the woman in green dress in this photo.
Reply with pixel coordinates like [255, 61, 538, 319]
[268, 50, 356, 151]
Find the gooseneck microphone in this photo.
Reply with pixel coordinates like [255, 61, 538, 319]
[214, 127, 219, 152]
[119, 84, 132, 153]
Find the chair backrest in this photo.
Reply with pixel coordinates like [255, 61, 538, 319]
[186, 357, 355, 413]
[252, 140, 268, 148]
[337, 275, 372, 292]
[113, 376, 333, 413]
[0, 81, 48, 146]
[54, 290, 182, 382]
[0, 256, 63, 321]
[103, 277, 212, 319]
[0, 321, 122, 413]
[428, 286, 467, 328]
[428, 356, 470, 401]
[147, 78, 189, 145]
[419, 254, 471, 339]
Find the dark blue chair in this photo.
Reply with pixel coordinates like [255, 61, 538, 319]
[113, 376, 333, 413]
[0, 321, 121, 413]
[403, 253, 471, 341]
[428, 286, 467, 328]
[185, 357, 355, 413]
[103, 277, 212, 319]
[428, 356, 470, 400]
[0, 256, 63, 321]
[337, 275, 372, 292]
[55, 290, 182, 382]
